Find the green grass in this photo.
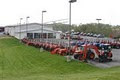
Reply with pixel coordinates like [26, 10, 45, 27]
[0, 37, 120, 80]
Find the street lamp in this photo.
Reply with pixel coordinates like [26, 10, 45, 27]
[96, 19, 102, 24]
[67, 0, 77, 61]
[96, 19, 102, 33]
[19, 18, 23, 42]
[41, 10, 47, 41]
[40, 10, 47, 52]
[69, 0, 77, 3]
[26, 16, 30, 38]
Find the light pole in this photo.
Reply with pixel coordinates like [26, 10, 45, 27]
[26, 16, 30, 38]
[96, 19, 102, 24]
[40, 10, 47, 52]
[19, 18, 23, 42]
[67, 0, 77, 62]
[96, 19, 102, 33]
[41, 10, 47, 41]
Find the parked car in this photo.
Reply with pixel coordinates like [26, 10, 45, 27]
[97, 34, 104, 38]
[93, 34, 97, 37]
[80, 32, 84, 35]
[86, 33, 91, 36]
[83, 33, 87, 36]
[90, 33, 94, 36]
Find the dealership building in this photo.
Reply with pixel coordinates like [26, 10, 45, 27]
[5, 23, 61, 39]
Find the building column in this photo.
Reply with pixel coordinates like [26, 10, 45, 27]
[33, 33, 34, 39]
[47, 33, 48, 39]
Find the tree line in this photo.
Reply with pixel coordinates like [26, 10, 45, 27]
[52, 23, 120, 38]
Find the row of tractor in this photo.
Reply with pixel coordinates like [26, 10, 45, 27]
[22, 38, 113, 62]
[70, 40, 120, 49]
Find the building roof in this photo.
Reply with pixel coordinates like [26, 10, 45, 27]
[5, 23, 53, 28]
[15, 28, 61, 33]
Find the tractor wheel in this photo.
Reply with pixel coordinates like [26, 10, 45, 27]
[110, 53, 113, 57]
[98, 55, 108, 62]
[78, 54, 83, 60]
[74, 54, 83, 60]
[74, 54, 80, 59]
[87, 53, 95, 60]
[99, 58, 104, 62]
[55, 50, 59, 54]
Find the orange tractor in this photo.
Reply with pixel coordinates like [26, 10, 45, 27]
[51, 45, 68, 56]
[73, 44, 112, 62]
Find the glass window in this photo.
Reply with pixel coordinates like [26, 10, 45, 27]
[43, 33, 47, 38]
[27, 33, 33, 39]
[48, 33, 53, 38]
[34, 33, 40, 38]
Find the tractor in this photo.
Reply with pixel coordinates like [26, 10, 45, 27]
[51, 45, 67, 56]
[73, 44, 112, 62]
[99, 44, 112, 62]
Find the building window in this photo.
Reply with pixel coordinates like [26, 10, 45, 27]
[43, 33, 47, 38]
[27, 33, 33, 39]
[48, 33, 53, 38]
[34, 33, 40, 38]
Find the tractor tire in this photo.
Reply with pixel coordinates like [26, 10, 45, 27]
[74, 54, 80, 59]
[87, 52, 95, 60]
[108, 59, 112, 62]
[99, 58, 104, 62]
[110, 53, 113, 57]
[98, 55, 108, 62]
[74, 54, 83, 60]
[116, 46, 120, 49]
[78, 54, 83, 60]
[66, 52, 69, 55]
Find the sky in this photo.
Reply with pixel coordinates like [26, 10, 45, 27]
[0, 0, 120, 26]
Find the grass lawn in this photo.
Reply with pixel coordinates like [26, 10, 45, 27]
[0, 37, 120, 80]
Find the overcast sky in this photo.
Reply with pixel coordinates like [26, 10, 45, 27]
[0, 0, 120, 26]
